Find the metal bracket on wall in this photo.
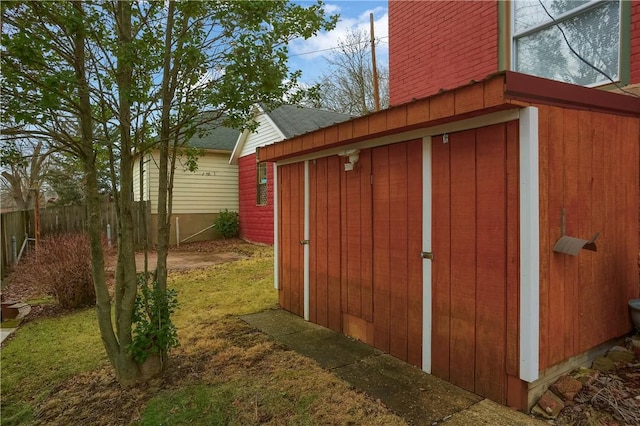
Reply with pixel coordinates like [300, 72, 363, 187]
[552, 208, 599, 256]
[300, 240, 309, 245]
[421, 251, 434, 260]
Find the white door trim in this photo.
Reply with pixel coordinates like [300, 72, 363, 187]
[422, 136, 433, 373]
[303, 160, 310, 321]
[273, 163, 279, 290]
[519, 106, 540, 382]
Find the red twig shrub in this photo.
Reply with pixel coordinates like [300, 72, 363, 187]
[9, 234, 95, 309]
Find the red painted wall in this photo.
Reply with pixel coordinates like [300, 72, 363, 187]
[389, 1, 499, 105]
[238, 154, 274, 244]
[631, 1, 640, 84]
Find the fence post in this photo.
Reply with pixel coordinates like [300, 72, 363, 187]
[11, 236, 17, 265]
[175, 217, 180, 247]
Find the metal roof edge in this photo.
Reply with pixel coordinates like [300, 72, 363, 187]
[503, 71, 640, 116]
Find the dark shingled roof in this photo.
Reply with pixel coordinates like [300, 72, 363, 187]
[186, 124, 240, 152]
[265, 105, 352, 138]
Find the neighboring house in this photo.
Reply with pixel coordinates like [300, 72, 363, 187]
[389, 1, 640, 104]
[133, 124, 240, 245]
[229, 104, 351, 244]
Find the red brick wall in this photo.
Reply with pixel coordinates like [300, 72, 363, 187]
[631, 1, 640, 84]
[389, 1, 500, 105]
[238, 154, 274, 244]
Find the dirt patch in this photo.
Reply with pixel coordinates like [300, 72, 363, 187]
[105, 250, 246, 273]
[105, 239, 253, 273]
[2, 239, 255, 325]
[32, 317, 405, 426]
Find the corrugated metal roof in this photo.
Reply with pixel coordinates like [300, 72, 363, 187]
[258, 71, 640, 163]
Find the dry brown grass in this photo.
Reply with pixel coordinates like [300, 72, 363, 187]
[5, 240, 406, 425]
[33, 317, 405, 425]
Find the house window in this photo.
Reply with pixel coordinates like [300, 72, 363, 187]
[512, 0, 621, 86]
[257, 163, 268, 206]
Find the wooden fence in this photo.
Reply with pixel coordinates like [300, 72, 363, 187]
[0, 200, 150, 279]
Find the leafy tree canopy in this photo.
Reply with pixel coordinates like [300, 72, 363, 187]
[0, 0, 337, 385]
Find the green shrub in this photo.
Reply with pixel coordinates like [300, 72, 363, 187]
[8, 234, 95, 309]
[214, 209, 239, 239]
[129, 273, 179, 364]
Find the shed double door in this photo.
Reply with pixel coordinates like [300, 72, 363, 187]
[430, 122, 520, 404]
[278, 140, 423, 367]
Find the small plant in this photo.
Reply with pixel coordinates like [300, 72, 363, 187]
[129, 273, 179, 364]
[8, 234, 95, 309]
[214, 209, 239, 239]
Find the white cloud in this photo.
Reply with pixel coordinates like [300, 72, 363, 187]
[322, 3, 341, 15]
[290, 5, 389, 61]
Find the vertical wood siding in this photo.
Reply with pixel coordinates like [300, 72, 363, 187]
[372, 139, 423, 365]
[298, 141, 423, 364]
[308, 156, 342, 332]
[431, 122, 520, 405]
[537, 108, 639, 370]
[341, 149, 373, 323]
[278, 162, 305, 316]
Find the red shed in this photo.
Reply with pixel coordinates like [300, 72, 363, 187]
[258, 72, 640, 410]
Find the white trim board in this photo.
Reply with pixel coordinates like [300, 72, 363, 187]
[273, 163, 279, 290]
[519, 106, 540, 383]
[421, 136, 433, 374]
[303, 160, 310, 321]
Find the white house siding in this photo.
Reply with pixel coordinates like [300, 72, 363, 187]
[239, 112, 285, 158]
[132, 154, 152, 202]
[134, 150, 238, 214]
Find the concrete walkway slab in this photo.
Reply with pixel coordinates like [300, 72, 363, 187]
[335, 353, 480, 425]
[0, 328, 15, 345]
[242, 309, 545, 426]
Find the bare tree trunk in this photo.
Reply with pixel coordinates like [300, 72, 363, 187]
[156, 0, 176, 296]
[112, 0, 144, 384]
[70, 0, 124, 377]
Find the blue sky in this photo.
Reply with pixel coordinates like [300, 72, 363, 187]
[288, 1, 389, 84]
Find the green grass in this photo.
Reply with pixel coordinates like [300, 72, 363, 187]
[0, 246, 276, 426]
[139, 378, 320, 426]
[1, 307, 106, 425]
[137, 384, 238, 426]
[169, 250, 276, 326]
[0, 245, 405, 426]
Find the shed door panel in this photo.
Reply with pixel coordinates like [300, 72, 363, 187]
[341, 149, 374, 323]
[278, 162, 305, 316]
[309, 156, 342, 332]
[372, 140, 423, 366]
[431, 122, 519, 404]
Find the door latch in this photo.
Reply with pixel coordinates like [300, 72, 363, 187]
[421, 251, 434, 260]
[300, 239, 309, 245]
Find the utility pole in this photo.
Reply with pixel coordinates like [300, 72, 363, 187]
[370, 12, 381, 111]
